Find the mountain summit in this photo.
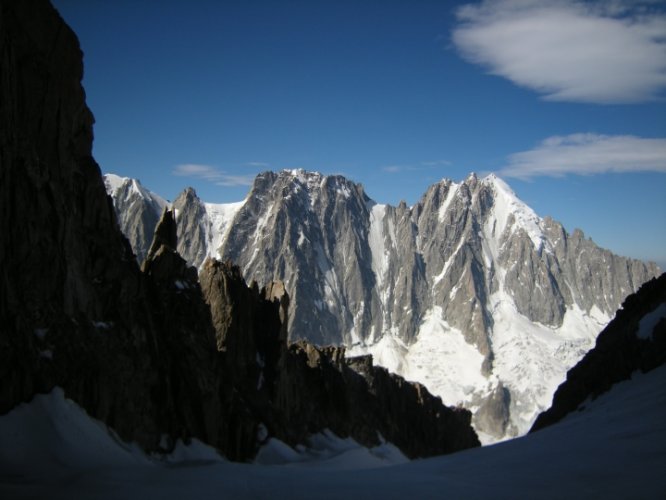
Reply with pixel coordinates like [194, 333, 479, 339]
[105, 169, 659, 441]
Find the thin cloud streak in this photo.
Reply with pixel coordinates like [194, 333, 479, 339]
[421, 160, 452, 167]
[499, 134, 666, 179]
[172, 164, 254, 187]
[382, 160, 452, 173]
[452, 0, 666, 104]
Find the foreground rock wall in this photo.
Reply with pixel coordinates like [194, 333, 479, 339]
[0, 0, 228, 452]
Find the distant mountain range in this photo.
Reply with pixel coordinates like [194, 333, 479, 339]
[105, 170, 661, 442]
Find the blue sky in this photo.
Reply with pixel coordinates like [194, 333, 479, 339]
[53, 0, 666, 267]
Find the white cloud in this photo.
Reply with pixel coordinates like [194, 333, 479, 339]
[172, 164, 254, 186]
[245, 162, 270, 168]
[421, 160, 452, 167]
[499, 134, 666, 178]
[382, 160, 452, 173]
[452, 0, 666, 103]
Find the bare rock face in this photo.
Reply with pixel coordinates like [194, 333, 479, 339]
[199, 258, 285, 384]
[1, 0, 136, 411]
[473, 383, 511, 438]
[218, 170, 379, 346]
[144, 208, 178, 262]
[104, 174, 168, 264]
[173, 187, 211, 267]
[531, 272, 666, 432]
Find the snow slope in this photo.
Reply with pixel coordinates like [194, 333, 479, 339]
[1, 365, 664, 499]
[202, 200, 245, 263]
[350, 301, 605, 442]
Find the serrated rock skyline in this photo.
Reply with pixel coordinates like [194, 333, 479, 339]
[105, 169, 661, 441]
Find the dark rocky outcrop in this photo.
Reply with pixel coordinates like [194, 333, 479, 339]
[0, 0, 479, 462]
[531, 273, 666, 432]
[474, 382, 511, 437]
[0, 0, 224, 450]
[274, 345, 479, 457]
[0, 0, 160, 432]
[199, 259, 479, 458]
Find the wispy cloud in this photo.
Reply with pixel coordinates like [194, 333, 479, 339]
[499, 134, 666, 179]
[245, 162, 270, 168]
[421, 160, 452, 167]
[452, 0, 666, 103]
[172, 164, 254, 186]
[382, 160, 452, 173]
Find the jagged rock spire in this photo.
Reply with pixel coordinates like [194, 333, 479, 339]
[144, 208, 177, 259]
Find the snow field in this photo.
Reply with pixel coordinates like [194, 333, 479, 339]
[2, 366, 664, 499]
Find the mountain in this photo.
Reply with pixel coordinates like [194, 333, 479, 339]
[104, 174, 168, 263]
[4, 2, 664, 496]
[106, 169, 661, 442]
[531, 272, 666, 432]
[0, 0, 479, 464]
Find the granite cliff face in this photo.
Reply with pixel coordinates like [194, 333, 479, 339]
[104, 173, 168, 264]
[108, 168, 660, 441]
[0, 0, 479, 461]
[531, 272, 666, 432]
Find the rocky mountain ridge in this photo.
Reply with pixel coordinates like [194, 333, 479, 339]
[106, 169, 660, 442]
[0, 0, 479, 462]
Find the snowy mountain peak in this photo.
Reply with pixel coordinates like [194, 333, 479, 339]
[285, 167, 322, 181]
[103, 172, 128, 194]
[481, 173, 546, 252]
[280, 168, 359, 195]
[103, 173, 167, 207]
[106, 170, 661, 443]
[425, 173, 545, 253]
[103, 174, 168, 263]
[248, 169, 365, 215]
